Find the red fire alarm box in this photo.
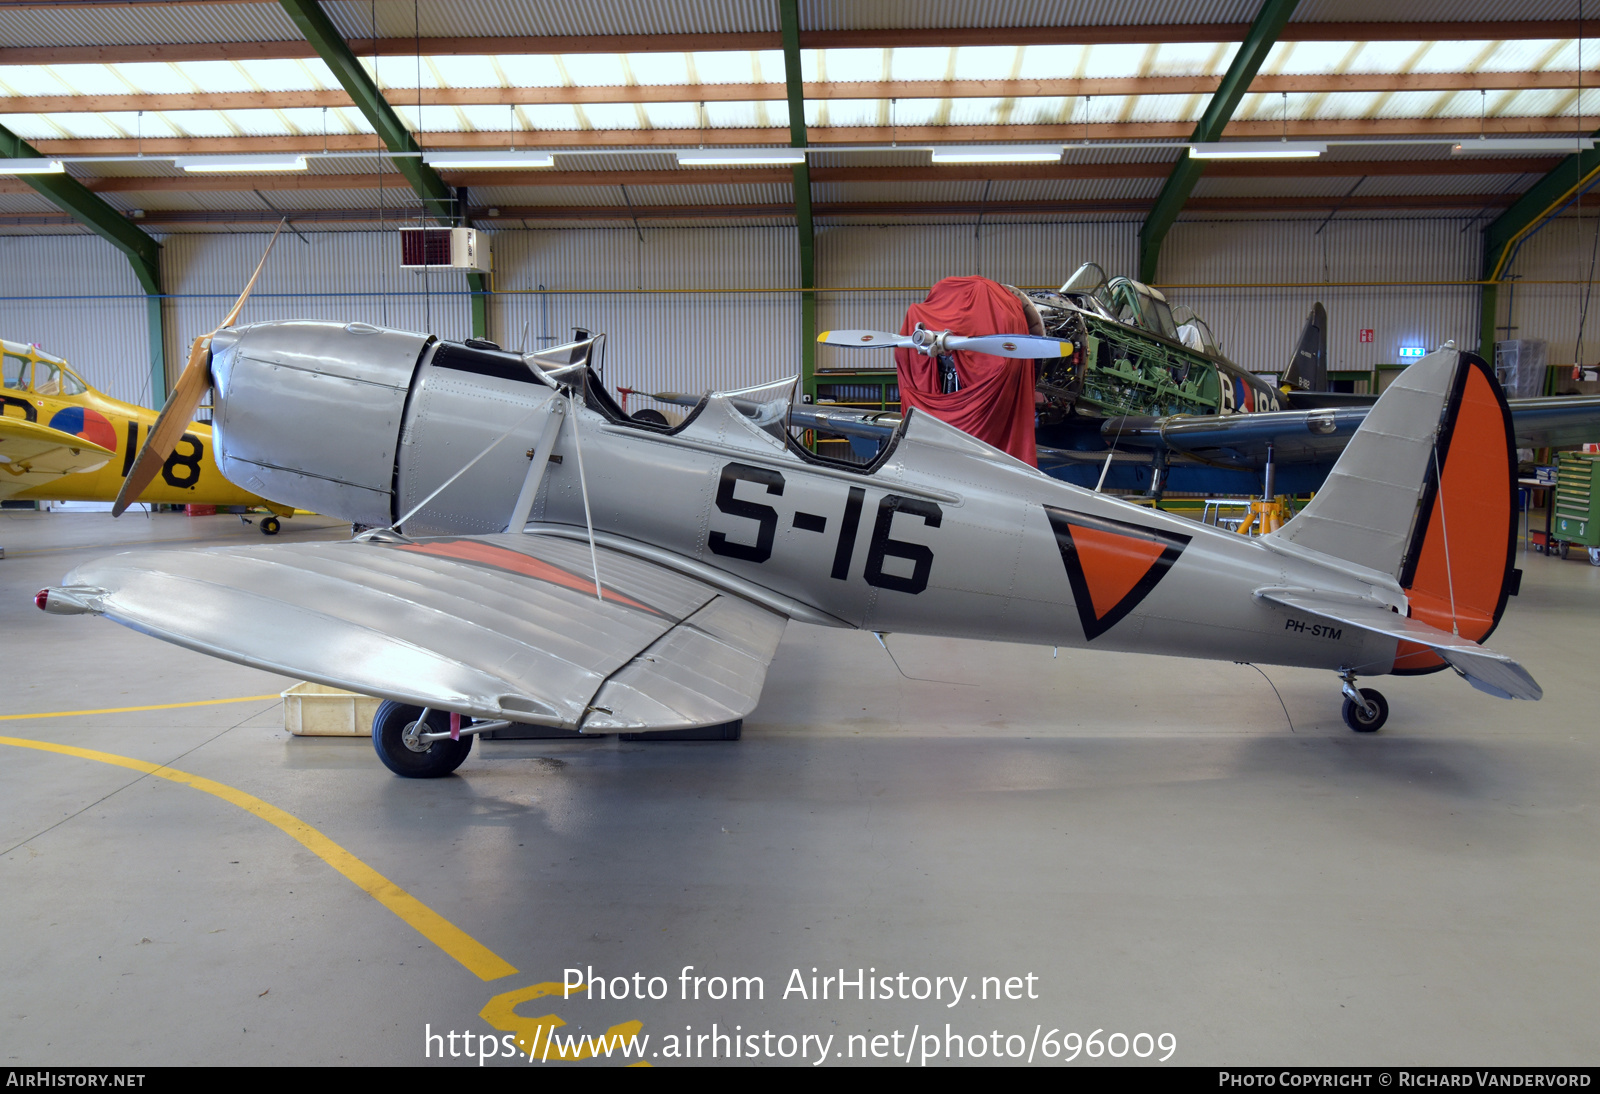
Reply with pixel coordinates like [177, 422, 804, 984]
[1359, 329, 1374, 343]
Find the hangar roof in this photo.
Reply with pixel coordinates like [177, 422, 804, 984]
[0, 1, 1595, 233]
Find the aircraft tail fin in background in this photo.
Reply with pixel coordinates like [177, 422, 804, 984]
[1281, 303, 1328, 393]
[1273, 346, 1519, 672]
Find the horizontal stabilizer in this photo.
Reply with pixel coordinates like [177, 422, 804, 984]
[1256, 588, 1542, 701]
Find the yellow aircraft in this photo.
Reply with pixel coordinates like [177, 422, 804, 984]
[0, 338, 291, 533]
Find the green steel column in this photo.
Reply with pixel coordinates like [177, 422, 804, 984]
[279, 0, 487, 338]
[1137, 0, 1299, 283]
[780, 0, 815, 394]
[0, 123, 167, 404]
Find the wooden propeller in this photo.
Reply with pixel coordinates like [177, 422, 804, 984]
[113, 222, 284, 517]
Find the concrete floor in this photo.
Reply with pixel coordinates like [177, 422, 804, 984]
[1, 510, 1596, 1067]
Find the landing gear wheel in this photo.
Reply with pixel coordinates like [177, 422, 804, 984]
[260, 516, 281, 536]
[1341, 688, 1389, 733]
[372, 701, 472, 778]
[1589, 546, 1600, 567]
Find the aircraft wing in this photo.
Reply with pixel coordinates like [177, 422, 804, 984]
[1095, 408, 1366, 470]
[1506, 395, 1600, 448]
[47, 533, 788, 732]
[0, 416, 115, 499]
[1096, 394, 1600, 470]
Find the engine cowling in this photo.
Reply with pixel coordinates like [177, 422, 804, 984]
[209, 320, 431, 526]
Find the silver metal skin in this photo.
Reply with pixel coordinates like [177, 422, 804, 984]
[210, 320, 431, 527]
[49, 322, 1540, 738]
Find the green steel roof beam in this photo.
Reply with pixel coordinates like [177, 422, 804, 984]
[1138, 0, 1300, 283]
[1478, 135, 1600, 352]
[779, 0, 817, 391]
[0, 123, 168, 404]
[0, 123, 161, 294]
[278, 0, 488, 337]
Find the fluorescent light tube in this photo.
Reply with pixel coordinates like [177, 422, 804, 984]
[1189, 141, 1326, 159]
[0, 158, 65, 175]
[1451, 137, 1595, 155]
[176, 154, 308, 173]
[676, 148, 807, 166]
[930, 145, 1063, 164]
[422, 151, 555, 168]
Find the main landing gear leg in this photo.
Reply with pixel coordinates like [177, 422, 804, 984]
[1338, 669, 1388, 733]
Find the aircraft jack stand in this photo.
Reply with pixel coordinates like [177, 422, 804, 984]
[1235, 496, 1292, 536]
[1339, 670, 1388, 733]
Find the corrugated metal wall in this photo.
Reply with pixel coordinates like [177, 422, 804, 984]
[0, 235, 149, 407]
[489, 226, 799, 415]
[160, 232, 474, 389]
[1498, 216, 1600, 367]
[1159, 219, 1482, 375]
[15, 217, 1600, 417]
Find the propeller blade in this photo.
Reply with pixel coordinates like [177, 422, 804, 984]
[817, 330, 913, 348]
[218, 219, 285, 330]
[945, 333, 1074, 359]
[111, 221, 285, 517]
[111, 337, 212, 516]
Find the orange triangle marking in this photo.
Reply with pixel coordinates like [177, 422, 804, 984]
[1069, 525, 1172, 621]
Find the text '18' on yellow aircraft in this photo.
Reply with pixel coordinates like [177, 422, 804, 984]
[0, 339, 291, 532]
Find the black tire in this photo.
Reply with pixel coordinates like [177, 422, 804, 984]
[1341, 687, 1389, 733]
[260, 516, 281, 536]
[372, 701, 472, 778]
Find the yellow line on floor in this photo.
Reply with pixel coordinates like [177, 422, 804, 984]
[0, 734, 519, 983]
[0, 695, 282, 720]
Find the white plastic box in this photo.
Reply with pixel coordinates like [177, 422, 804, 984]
[282, 682, 381, 737]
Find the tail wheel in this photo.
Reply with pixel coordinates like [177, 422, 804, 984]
[372, 701, 472, 778]
[260, 516, 281, 535]
[1341, 688, 1389, 733]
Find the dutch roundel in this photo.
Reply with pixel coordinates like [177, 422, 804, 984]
[48, 406, 117, 451]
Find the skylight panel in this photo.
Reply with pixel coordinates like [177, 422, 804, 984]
[886, 97, 944, 125]
[951, 45, 1021, 81]
[886, 47, 953, 81]
[455, 103, 514, 131]
[559, 53, 628, 86]
[699, 100, 774, 129]
[692, 50, 764, 84]
[96, 62, 188, 94]
[232, 58, 325, 91]
[626, 52, 691, 85]
[815, 49, 885, 84]
[641, 101, 701, 128]
[517, 103, 582, 130]
[0, 113, 100, 139]
[175, 109, 283, 136]
[1267, 41, 1358, 76]
[1515, 86, 1600, 117]
[1014, 45, 1090, 81]
[0, 65, 74, 97]
[273, 106, 371, 134]
[1078, 44, 1156, 80]
[1124, 93, 1205, 123]
[493, 55, 565, 88]
[805, 98, 877, 126]
[578, 102, 645, 128]
[1289, 90, 1383, 119]
[1145, 41, 1238, 77]
[429, 55, 499, 89]
[1336, 41, 1428, 74]
[1484, 39, 1600, 71]
[90, 110, 180, 137]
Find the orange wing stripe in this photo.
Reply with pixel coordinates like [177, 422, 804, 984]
[397, 541, 658, 614]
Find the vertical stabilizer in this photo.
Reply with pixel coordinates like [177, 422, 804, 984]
[1281, 303, 1328, 393]
[1275, 347, 1517, 671]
